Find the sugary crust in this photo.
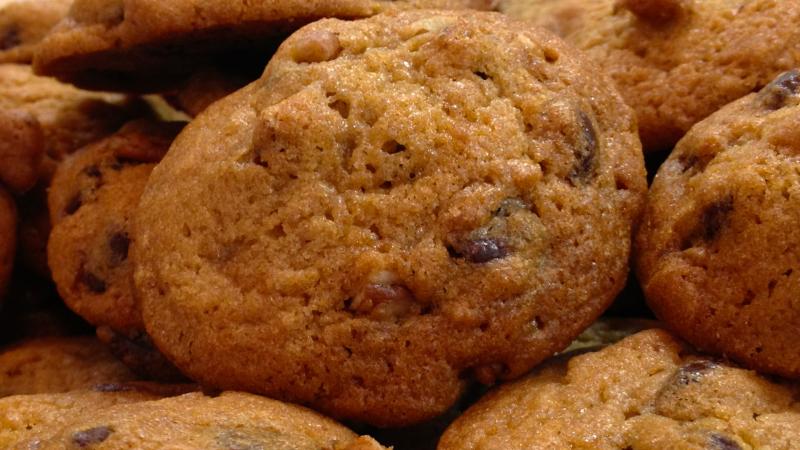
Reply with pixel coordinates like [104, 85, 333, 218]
[503, 0, 800, 152]
[35, 392, 386, 449]
[636, 70, 800, 378]
[439, 329, 800, 449]
[33, 0, 498, 91]
[135, 10, 645, 426]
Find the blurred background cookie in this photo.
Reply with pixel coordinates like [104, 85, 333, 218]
[0, 0, 71, 64]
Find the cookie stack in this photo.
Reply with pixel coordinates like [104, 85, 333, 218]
[0, 0, 798, 448]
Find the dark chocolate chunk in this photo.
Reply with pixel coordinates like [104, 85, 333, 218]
[449, 237, 508, 264]
[759, 69, 800, 110]
[108, 232, 130, 266]
[76, 267, 107, 294]
[709, 433, 743, 450]
[675, 359, 719, 385]
[0, 26, 21, 50]
[83, 165, 102, 178]
[71, 426, 112, 447]
[698, 196, 734, 242]
[570, 111, 598, 183]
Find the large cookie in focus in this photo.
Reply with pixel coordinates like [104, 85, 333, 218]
[33, 0, 498, 92]
[636, 70, 800, 379]
[134, 10, 645, 426]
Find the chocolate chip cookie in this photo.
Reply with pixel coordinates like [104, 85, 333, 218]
[636, 70, 800, 379]
[47, 119, 185, 380]
[0, 336, 136, 397]
[33, 392, 386, 450]
[0, 383, 193, 449]
[0, 0, 71, 63]
[439, 329, 800, 449]
[0, 186, 16, 302]
[501, 0, 800, 152]
[135, 10, 646, 426]
[0, 108, 42, 194]
[34, 0, 498, 92]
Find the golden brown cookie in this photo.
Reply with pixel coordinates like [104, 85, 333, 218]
[501, 0, 800, 152]
[439, 329, 800, 450]
[0, 0, 71, 63]
[0, 336, 136, 397]
[0, 185, 16, 302]
[636, 70, 800, 379]
[34, 0, 499, 92]
[33, 392, 386, 450]
[135, 10, 645, 426]
[0, 383, 193, 449]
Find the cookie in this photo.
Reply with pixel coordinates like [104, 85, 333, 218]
[34, 0, 499, 92]
[134, 10, 645, 426]
[0, 0, 71, 64]
[0, 336, 136, 397]
[0, 108, 43, 194]
[501, 0, 800, 152]
[439, 329, 800, 449]
[0, 64, 146, 162]
[636, 70, 800, 379]
[48, 119, 182, 335]
[0, 383, 193, 449]
[33, 392, 386, 450]
[0, 186, 16, 302]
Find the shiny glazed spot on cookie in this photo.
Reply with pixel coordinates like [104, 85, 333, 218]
[71, 426, 113, 447]
[759, 69, 800, 110]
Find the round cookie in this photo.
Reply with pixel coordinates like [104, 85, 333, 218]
[636, 70, 800, 379]
[48, 119, 182, 335]
[0, 336, 137, 397]
[439, 329, 800, 450]
[0, 383, 194, 449]
[0, 0, 71, 64]
[500, 0, 800, 152]
[34, 0, 499, 92]
[135, 10, 646, 426]
[0, 185, 16, 302]
[0, 108, 43, 194]
[34, 392, 386, 450]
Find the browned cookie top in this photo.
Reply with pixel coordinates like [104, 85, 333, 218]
[501, 0, 800, 152]
[135, 10, 645, 426]
[34, 392, 386, 450]
[439, 329, 800, 450]
[636, 70, 800, 379]
[0, 186, 16, 302]
[33, 0, 498, 92]
[0, 0, 71, 63]
[48, 119, 182, 335]
[0, 336, 136, 397]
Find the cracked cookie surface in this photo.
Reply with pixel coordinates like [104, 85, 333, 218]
[439, 329, 800, 450]
[134, 10, 645, 426]
[501, 0, 800, 152]
[636, 70, 800, 379]
[33, 0, 498, 92]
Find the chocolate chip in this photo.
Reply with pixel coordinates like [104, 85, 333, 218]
[64, 193, 83, 216]
[349, 281, 416, 320]
[108, 232, 130, 266]
[83, 165, 102, 178]
[759, 69, 800, 110]
[71, 426, 112, 447]
[448, 237, 508, 263]
[698, 196, 734, 242]
[675, 359, 719, 385]
[708, 433, 743, 450]
[0, 26, 21, 50]
[570, 111, 598, 183]
[76, 267, 107, 294]
[618, 0, 684, 23]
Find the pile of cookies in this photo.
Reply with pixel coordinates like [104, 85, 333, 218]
[1, 0, 799, 448]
